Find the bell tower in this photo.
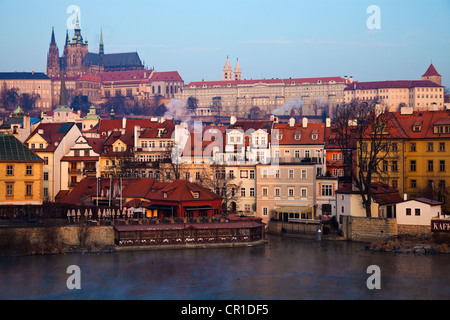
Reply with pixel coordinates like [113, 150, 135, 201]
[46, 27, 61, 77]
[223, 56, 233, 81]
[234, 58, 241, 80]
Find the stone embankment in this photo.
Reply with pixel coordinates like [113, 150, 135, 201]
[369, 235, 450, 254]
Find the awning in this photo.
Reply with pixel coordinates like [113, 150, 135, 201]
[147, 205, 174, 211]
[274, 206, 312, 214]
[184, 206, 214, 211]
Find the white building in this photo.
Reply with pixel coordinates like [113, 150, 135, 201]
[396, 198, 442, 226]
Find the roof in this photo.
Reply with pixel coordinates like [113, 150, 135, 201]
[139, 120, 175, 139]
[336, 181, 403, 205]
[344, 80, 442, 90]
[0, 134, 43, 162]
[83, 52, 143, 69]
[25, 122, 76, 152]
[98, 69, 153, 83]
[152, 180, 222, 202]
[149, 71, 183, 82]
[0, 72, 50, 80]
[114, 221, 265, 232]
[389, 110, 450, 139]
[422, 63, 441, 77]
[409, 198, 442, 206]
[274, 122, 325, 145]
[98, 119, 165, 136]
[186, 76, 348, 88]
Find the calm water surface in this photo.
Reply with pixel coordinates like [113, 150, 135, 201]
[1, 235, 449, 300]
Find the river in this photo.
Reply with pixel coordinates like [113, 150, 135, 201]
[0, 235, 449, 300]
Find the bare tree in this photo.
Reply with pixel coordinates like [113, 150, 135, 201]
[334, 99, 395, 217]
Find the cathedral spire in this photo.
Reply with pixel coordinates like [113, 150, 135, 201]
[223, 56, 232, 81]
[50, 27, 56, 46]
[234, 58, 241, 80]
[99, 28, 104, 55]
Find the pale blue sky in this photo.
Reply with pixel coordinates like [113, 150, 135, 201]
[1, 0, 449, 87]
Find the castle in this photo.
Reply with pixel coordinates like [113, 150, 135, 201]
[47, 15, 144, 78]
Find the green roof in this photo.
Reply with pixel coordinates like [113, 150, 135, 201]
[0, 134, 43, 162]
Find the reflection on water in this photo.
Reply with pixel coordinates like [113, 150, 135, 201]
[1, 235, 449, 300]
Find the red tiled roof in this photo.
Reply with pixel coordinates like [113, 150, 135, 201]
[98, 70, 153, 83]
[98, 119, 162, 136]
[77, 74, 101, 82]
[274, 122, 325, 145]
[149, 71, 183, 82]
[390, 110, 450, 139]
[335, 181, 402, 205]
[186, 76, 348, 88]
[422, 64, 441, 77]
[344, 80, 442, 90]
[152, 180, 222, 202]
[25, 123, 76, 152]
[139, 120, 175, 139]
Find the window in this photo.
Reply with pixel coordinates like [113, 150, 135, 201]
[6, 184, 13, 196]
[44, 157, 49, 165]
[410, 180, 417, 188]
[410, 160, 416, 172]
[275, 188, 280, 197]
[250, 188, 255, 197]
[275, 169, 280, 179]
[427, 142, 433, 152]
[415, 208, 420, 216]
[262, 169, 268, 178]
[391, 142, 398, 152]
[288, 169, 294, 179]
[25, 184, 32, 196]
[382, 161, 388, 172]
[44, 172, 49, 181]
[250, 170, 255, 179]
[263, 207, 268, 216]
[322, 184, 333, 196]
[428, 160, 434, 172]
[193, 192, 199, 199]
[43, 187, 48, 198]
[301, 188, 307, 197]
[262, 188, 268, 196]
[391, 161, 398, 172]
[439, 142, 445, 152]
[410, 143, 416, 152]
[301, 169, 307, 179]
[440, 160, 445, 172]
[195, 172, 200, 180]
[240, 188, 246, 197]
[6, 165, 13, 176]
[240, 170, 248, 178]
[26, 165, 33, 176]
[288, 188, 294, 197]
[295, 150, 300, 158]
[392, 180, 398, 189]
[406, 208, 411, 216]
[185, 172, 190, 180]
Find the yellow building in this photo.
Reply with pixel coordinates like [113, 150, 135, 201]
[0, 134, 44, 205]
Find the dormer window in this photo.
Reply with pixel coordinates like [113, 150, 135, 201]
[311, 130, 319, 140]
[163, 192, 168, 199]
[193, 192, 199, 199]
[412, 125, 421, 132]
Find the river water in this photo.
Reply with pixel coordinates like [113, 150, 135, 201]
[1, 235, 449, 300]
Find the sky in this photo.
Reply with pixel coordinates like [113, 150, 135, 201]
[0, 0, 449, 87]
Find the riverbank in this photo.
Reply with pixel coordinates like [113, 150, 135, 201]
[369, 234, 450, 254]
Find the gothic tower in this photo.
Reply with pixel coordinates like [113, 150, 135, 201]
[421, 63, 442, 86]
[46, 27, 61, 77]
[234, 58, 241, 81]
[223, 56, 233, 81]
[63, 14, 89, 77]
[99, 28, 104, 56]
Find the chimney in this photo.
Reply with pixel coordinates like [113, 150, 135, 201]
[122, 117, 127, 130]
[230, 116, 236, 125]
[326, 118, 331, 128]
[134, 125, 140, 148]
[404, 193, 408, 201]
[302, 117, 308, 128]
[289, 117, 295, 127]
[349, 76, 353, 83]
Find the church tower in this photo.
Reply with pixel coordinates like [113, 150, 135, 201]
[223, 56, 233, 81]
[99, 28, 104, 56]
[421, 63, 442, 86]
[234, 58, 241, 80]
[46, 27, 61, 77]
[63, 13, 89, 77]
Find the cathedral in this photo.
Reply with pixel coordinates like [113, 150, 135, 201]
[46, 15, 144, 78]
